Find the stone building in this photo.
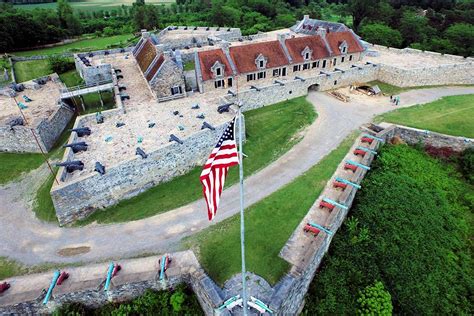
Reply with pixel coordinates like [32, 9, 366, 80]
[195, 27, 365, 93]
[133, 35, 186, 102]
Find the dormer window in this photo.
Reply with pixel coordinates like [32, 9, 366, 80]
[301, 46, 312, 61]
[211, 61, 225, 78]
[339, 41, 348, 54]
[255, 54, 268, 70]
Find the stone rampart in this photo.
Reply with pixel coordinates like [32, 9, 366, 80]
[0, 104, 74, 153]
[51, 118, 245, 225]
[0, 251, 225, 315]
[378, 63, 474, 87]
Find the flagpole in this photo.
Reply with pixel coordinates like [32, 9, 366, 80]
[238, 102, 248, 315]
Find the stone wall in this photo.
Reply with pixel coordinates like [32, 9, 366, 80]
[150, 58, 186, 101]
[0, 104, 74, 153]
[378, 62, 474, 87]
[0, 251, 225, 315]
[51, 118, 245, 225]
[157, 27, 242, 51]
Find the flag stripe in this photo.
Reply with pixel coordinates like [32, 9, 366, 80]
[200, 117, 239, 221]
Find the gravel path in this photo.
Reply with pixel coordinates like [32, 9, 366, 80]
[1, 86, 473, 266]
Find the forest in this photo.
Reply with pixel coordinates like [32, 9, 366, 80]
[0, 0, 473, 56]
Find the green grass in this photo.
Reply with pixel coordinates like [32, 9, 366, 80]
[0, 153, 44, 185]
[375, 94, 474, 138]
[183, 61, 195, 71]
[0, 57, 12, 86]
[367, 80, 474, 96]
[11, 34, 134, 57]
[0, 257, 26, 280]
[188, 134, 357, 285]
[33, 173, 59, 223]
[75, 96, 317, 225]
[14, 0, 173, 12]
[13, 59, 52, 83]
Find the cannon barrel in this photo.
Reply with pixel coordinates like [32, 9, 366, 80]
[201, 121, 215, 131]
[136, 147, 148, 159]
[217, 103, 232, 113]
[169, 134, 183, 145]
[56, 161, 84, 167]
[94, 162, 106, 175]
[63, 141, 87, 148]
[69, 127, 91, 137]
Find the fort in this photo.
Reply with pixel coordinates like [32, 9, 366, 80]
[0, 16, 472, 225]
[1, 15, 474, 314]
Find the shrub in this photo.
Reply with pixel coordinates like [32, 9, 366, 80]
[48, 55, 75, 74]
[460, 147, 474, 184]
[357, 281, 392, 315]
[303, 144, 473, 314]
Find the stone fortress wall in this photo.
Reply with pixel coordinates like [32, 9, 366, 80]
[51, 116, 245, 226]
[3, 124, 471, 315]
[0, 75, 74, 153]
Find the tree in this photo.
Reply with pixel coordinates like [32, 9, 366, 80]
[444, 23, 474, 56]
[57, 0, 81, 36]
[359, 23, 403, 47]
[357, 282, 393, 316]
[399, 10, 436, 46]
[348, 0, 380, 32]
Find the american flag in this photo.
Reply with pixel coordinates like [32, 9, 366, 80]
[200, 117, 239, 221]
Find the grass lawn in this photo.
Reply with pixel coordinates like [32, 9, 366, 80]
[75, 96, 317, 225]
[184, 61, 195, 71]
[13, 59, 52, 83]
[188, 134, 357, 285]
[367, 80, 474, 96]
[0, 257, 25, 280]
[11, 34, 134, 57]
[0, 57, 12, 86]
[0, 153, 44, 185]
[375, 94, 474, 138]
[14, 0, 173, 12]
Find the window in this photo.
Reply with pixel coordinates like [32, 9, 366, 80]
[305, 52, 310, 60]
[259, 60, 264, 68]
[293, 65, 301, 72]
[349, 55, 353, 61]
[214, 79, 224, 88]
[322, 60, 326, 68]
[312, 62, 317, 68]
[257, 71, 266, 79]
[247, 73, 256, 82]
[303, 63, 310, 70]
[282, 67, 287, 76]
[171, 86, 182, 95]
[334, 80, 338, 85]
[333, 58, 337, 66]
[228, 77, 233, 87]
[216, 67, 222, 76]
[273, 68, 281, 77]
[341, 56, 345, 63]
[342, 46, 347, 53]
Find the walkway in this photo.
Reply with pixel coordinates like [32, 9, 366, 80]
[1, 86, 473, 265]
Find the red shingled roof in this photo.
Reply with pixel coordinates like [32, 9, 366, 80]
[136, 39, 157, 72]
[285, 35, 330, 63]
[145, 54, 165, 82]
[326, 31, 364, 55]
[229, 41, 289, 73]
[198, 49, 234, 81]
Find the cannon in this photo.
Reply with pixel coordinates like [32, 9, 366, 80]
[94, 162, 105, 175]
[201, 121, 215, 131]
[63, 142, 88, 153]
[0, 282, 10, 293]
[173, 110, 180, 115]
[159, 254, 172, 280]
[7, 117, 24, 130]
[274, 80, 285, 86]
[148, 122, 155, 128]
[118, 84, 127, 91]
[196, 113, 205, 119]
[250, 85, 261, 91]
[169, 134, 183, 145]
[56, 271, 69, 286]
[191, 104, 200, 109]
[119, 93, 130, 101]
[23, 95, 33, 102]
[96, 112, 104, 124]
[70, 127, 91, 137]
[136, 147, 148, 159]
[227, 90, 236, 97]
[114, 69, 122, 74]
[116, 122, 125, 128]
[10, 83, 25, 92]
[56, 161, 84, 173]
[116, 74, 124, 80]
[217, 103, 232, 113]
